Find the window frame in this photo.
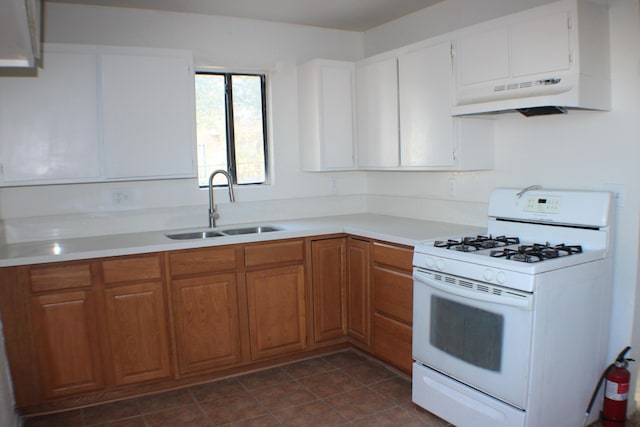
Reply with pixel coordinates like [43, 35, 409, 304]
[195, 71, 269, 187]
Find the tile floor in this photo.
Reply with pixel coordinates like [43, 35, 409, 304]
[20, 349, 640, 427]
[22, 350, 453, 427]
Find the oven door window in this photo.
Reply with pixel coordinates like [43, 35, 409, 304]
[431, 296, 503, 372]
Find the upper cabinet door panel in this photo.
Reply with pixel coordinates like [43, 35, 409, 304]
[458, 27, 509, 86]
[356, 57, 399, 168]
[509, 12, 570, 78]
[101, 52, 196, 179]
[321, 65, 355, 169]
[0, 50, 100, 183]
[399, 42, 455, 167]
[298, 59, 355, 171]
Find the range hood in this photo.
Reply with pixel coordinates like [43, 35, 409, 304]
[0, 0, 41, 68]
[451, 0, 610, 117]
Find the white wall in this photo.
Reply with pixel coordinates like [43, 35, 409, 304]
[0, 3, 368, 243]
[363, 0, 640, 409]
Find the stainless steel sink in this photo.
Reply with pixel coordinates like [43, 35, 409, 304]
[165, 225, 282, 240]
[165, 230, 225, 240]
[221, 225, 282, 235]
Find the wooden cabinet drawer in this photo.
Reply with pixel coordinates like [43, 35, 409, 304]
[168, 246, 237, 277]
[30, 262, 93, 293]
[373, 313, 412, 374]
[102, 254, 162, 285]
[373, 267, 412, 324]
[372, 242, 412, 271]
[245, 240, 304, 268]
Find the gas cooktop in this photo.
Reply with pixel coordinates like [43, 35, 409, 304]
[433, 235, 584, 263]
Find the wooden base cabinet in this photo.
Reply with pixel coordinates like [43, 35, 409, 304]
[347, 237, 371, 347]
[171, 273, 242, 375]
[311, 238, 347, 343]
[246, 265, 306, 360]
[371, 241, 414, 374]
[103, 282, 171, 385]
[0, 235, 420, 415]
[245, 240, 307, 361]
[168, 246, 243, 376]
[31, 289, 105, 399]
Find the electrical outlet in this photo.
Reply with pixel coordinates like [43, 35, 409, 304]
[112, 189, 132, 207]
[447, 178, 456, 197]
[604, 183, 625, 208]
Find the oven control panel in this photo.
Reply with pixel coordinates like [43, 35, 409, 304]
[524, 195, 560, 213]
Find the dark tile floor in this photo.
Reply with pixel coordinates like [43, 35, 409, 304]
[21, 349, 640, 427]
[22, 350, 453, 427]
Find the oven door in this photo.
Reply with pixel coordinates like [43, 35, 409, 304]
[412, 268, 534, 409]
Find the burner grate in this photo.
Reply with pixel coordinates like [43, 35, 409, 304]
[490, 243, 583, 263]
[434, 235, 519, 252]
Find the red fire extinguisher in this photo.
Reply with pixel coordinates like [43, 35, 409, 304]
[602, 346, 634, 427]
[584, 346, 634, 427]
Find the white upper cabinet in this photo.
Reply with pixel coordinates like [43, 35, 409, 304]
[0, 44, 196, 186]
[298, 59, 356, 171]
[399, 42, 456, 167]
[355, 56, 399, 169]
[355, 40, 493, 171]
[0, 46, 101, 184]
[101, 51, 196, 179]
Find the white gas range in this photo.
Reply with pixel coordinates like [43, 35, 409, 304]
[412, 187, 614, 427]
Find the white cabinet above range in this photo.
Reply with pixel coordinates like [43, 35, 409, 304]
[453, 0, 610, 115]
[0, 44, 196, 186]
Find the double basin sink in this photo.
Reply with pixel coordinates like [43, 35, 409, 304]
[165, 225, 282, 240]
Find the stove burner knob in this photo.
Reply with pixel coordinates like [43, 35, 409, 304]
[496, 271, 506, 284]
[425, 257, 435, 268]
[436, 259, 445, 271]
[483, 269, 494, 281]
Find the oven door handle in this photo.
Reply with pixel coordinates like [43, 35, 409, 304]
[413, 270, 533, 310]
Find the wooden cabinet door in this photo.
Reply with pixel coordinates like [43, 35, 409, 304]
[371, 241, 414, 373]
[311, 238, 347, 343]
[246, 265, 306, 360]
[347, 238, 371, 347]
[103, 282, 171, 385]
[30, 290, 104, 398]
[172, 273, 242, 374]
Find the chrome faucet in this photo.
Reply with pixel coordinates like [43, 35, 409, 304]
[208, 169, 236, 228]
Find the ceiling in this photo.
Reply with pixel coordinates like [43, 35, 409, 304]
[45, 0, 445, 31]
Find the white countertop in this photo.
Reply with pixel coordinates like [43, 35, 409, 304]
[0, 214, 484, 267]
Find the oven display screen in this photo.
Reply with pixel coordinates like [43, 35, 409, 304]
[430, 296, 503, 372]
[524, 195, 560, 213]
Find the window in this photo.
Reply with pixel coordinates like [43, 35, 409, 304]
[195, 72, 268, 187]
